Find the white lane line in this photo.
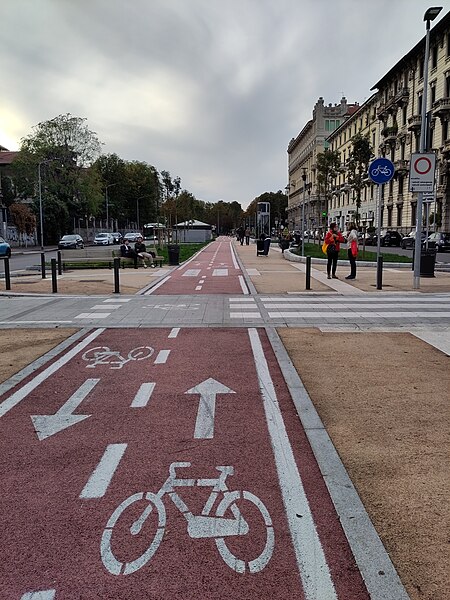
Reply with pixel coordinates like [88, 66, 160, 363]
[248, 328, 337, 599]
[213, 268, 228, 276]
[183, 269, 202, 277]
[90, 305, 122, 310]
[246, 268, 261, 276]
[199, 279, 205, 284]
[168, 327, 180, 338]
[264, 303, 450, 309]
[0, 329, 104, 419]
[195, 286, 202, 291]
[0, 320, 73, 324]
[261, 296, 450, 303]
[154, 350, 170, 364]
[229, 297, 256, 302]
[131, 383, 156, 408]
[267, 311, 450, 319]
[103, 299, 130, 303]
[229, 242, 240, 269]
[238, 275, 249, 295]
[412, 330, 450, 355]
[21, 591, 56, 600]
[79, 443, 127, 499]
[144, 275, 171, 295]
[230, 312, 262, 319]
[75, 313, 111, 319]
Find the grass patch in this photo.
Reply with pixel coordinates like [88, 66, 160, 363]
[291, 243, 412, 263]
[156, 241, 212, 263]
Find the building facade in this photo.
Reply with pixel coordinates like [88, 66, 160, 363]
[288, 10, 450, 234]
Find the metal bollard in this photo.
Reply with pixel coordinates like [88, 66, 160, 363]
[4, 258, 11, 290]
[305, 256, 311, 290]
[376, 255, 383, 290]
[113, 257, 120, 293]
[57, 250, 62, 275]
[51, 258, 57, 293]
[41, 252, 46, 279]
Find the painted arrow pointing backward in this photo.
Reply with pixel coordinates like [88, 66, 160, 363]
[185, 377, 235, 439]
[31, 378, 100, 441]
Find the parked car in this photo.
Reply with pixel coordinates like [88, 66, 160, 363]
[372, 230, 402, 247]
[94, 232, 114, 245]
[362, 232, 377, 246]
[124, 232, 141, 243]
[424, 232, 450, 252]
[57, 234, 84, 249]
[401, 230, 427, 249]
[111, 232, 122, 244]
[0, 236, 12, 257]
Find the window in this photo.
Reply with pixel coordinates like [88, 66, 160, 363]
[411, 203, 417, 227]
[447, 33, 450, 57]
[398, 175, 404, 195]
[401, 141, 406, 160]
[397, 205, 403, 227]
[443, 120, 449, 143]
[430, 83, 436, 105]
[446, 74, 450, 97]
[389, 180, 394, 196]
[419, 59, 424, 79]
[387, 206, 393, 227]
[418, 93, 423, 114]
[431, 46, 438, 69]
[402, 105, 407, 126]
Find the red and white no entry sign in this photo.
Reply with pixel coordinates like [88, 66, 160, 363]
[409, 152, 436, 192]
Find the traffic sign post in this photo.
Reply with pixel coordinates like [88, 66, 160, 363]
[368, 158, 395, 262]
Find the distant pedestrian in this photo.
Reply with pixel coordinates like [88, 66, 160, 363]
[237, 226, 245, 245]
[345, 222, 358, 280]
[244, 227, 251, 245]
[324, 223, 345, 279]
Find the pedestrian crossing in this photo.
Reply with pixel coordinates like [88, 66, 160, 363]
[228, 295, 450, 323]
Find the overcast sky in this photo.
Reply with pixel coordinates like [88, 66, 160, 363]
[1, 0, 445, 208]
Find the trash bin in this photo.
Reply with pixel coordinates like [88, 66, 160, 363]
[256, 240, 265, 256]
[412, 249, 436, 277]
[263, 237, 271, 255]
[168, 244, 180, 266]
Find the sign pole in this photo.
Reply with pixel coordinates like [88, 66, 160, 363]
[376, 183, 382, 259]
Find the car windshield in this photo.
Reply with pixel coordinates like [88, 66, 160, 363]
[0, 236, 6, 243]
[61, 235, 76, 240]
[97, 233, 108, 238]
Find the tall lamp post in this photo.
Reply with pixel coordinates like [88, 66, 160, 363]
[301, 168, 307, 256]
[413, 6, 442, 289]
[38, 158, 61, 251]
[105, 183, 117, 232]
[135, 195, 149, 232]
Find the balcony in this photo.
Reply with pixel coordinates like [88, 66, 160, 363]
[394, 159, 409, 173]
[407, 115, 421, 132]
[393, 87, 409, 107]
[432, 97, 450, 119]
[441, 139, 450, 155]
[382, 125, 398, 145]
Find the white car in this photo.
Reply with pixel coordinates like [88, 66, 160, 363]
[94, 232, 114, 245]
[124, 232, 141, 243]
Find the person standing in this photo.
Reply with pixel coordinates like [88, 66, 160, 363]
[345, 222, 358, 280]
[244, 227, 251, 245]
[324, 223, 345, 279]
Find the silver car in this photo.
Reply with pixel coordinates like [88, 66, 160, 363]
[94, 232, 114, 245]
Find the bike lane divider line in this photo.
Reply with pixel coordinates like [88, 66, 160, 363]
[144, 275, 171, 295]
[154, 350, 170, 364]
[80, 443, 128, 499]
[238, 275, 249, 294]
[21, 590, 56, 600]
[131, 382, 156, 408]
[0, 328, 104, 419]
[230, 242, 240, 270]
[168, 327, 180, 338]
[248, 327, 338, 600]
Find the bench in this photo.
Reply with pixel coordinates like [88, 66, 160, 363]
[112, 248, 164, 268]
[61, 248, 114, 269]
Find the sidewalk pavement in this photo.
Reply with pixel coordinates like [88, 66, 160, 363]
[234, 241, 450, 295]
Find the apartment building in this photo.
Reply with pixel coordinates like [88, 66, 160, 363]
[286, 97, 358, 231]
[288, 9, 450, 233]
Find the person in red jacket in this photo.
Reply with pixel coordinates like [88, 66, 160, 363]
[324, 223, 345, 279]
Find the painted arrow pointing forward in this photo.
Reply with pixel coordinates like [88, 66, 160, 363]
[185, 377, 235, 439]
[31, 378, 100, 441]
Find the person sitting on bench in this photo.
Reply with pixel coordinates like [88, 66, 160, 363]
[135, 236, 155, 268]
[120, 238, 139, 268]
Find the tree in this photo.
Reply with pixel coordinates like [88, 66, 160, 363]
[347, 133, 373, 226]
[245, 191, 287, 231]
[316, 149, 341, 227]
[9, 203, 36, 239]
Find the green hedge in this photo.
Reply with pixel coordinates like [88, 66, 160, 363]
[291, 243, 412, 263]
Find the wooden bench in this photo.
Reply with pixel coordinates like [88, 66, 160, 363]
[112, 247, 164, 268]
[61, 248, 114, 269]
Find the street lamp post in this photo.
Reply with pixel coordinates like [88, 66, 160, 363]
[301, 168, 307, 256]
[105, 183, 118, 232]
[38, 158, 61, 251]
[413, 6, 442, 289]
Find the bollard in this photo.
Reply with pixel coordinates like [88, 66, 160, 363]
[41, 252, 46, 279]
[4, 257, 11, 291]
[376, 255, 383, 290]
[113, 257, 120, 293]
[305, 256, 311, 290]
[51, 258, 57, 293]
[57, 250, 62, 275]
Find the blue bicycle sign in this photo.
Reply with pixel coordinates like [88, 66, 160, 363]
[368, 158, 395, 184]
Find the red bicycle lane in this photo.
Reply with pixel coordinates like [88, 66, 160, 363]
[149, 238, 245, 295]
[0, 327, 369, 600]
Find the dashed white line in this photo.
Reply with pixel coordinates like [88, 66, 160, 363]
[195, 286, 202, 291]
[131, 383, 156, 408]
[154, 350, 171, 364]
[168, 327, 180, 338]
[21, 591, 56, 600]
[79, 443, 127, 499]
[75, 313, 111, 319]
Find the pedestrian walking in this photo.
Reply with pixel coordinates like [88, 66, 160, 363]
[135, 236, 155, 268]
[244, 227, 251, 245]
[237, 226, 245, 245]
[324, 223, 345, 279]
[345, 222, 358, 280]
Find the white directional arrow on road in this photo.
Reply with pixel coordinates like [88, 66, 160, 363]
[185, 377, 235, 439]
[31, 378, 100, 441]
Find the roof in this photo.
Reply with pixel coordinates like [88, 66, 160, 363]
[175, 220, 211, 227]
[0, 151, 18, 165]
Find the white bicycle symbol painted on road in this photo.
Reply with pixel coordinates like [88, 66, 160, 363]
[101, 462, 274, 575]
[82, 346, 154, 369]
[370, 164, 392, 177]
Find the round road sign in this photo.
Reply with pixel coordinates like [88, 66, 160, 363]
[368, 158, 395, 185]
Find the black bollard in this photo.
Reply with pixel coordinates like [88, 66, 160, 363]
[41, 252, 46, 279]
[306, 256, 311, 290]
[51, 258, 57, 293]
[113, 257, 120, 293]
[57, 250, 62, 275]
[376, 255, 383, 290]
[4, 258, 11, 291]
